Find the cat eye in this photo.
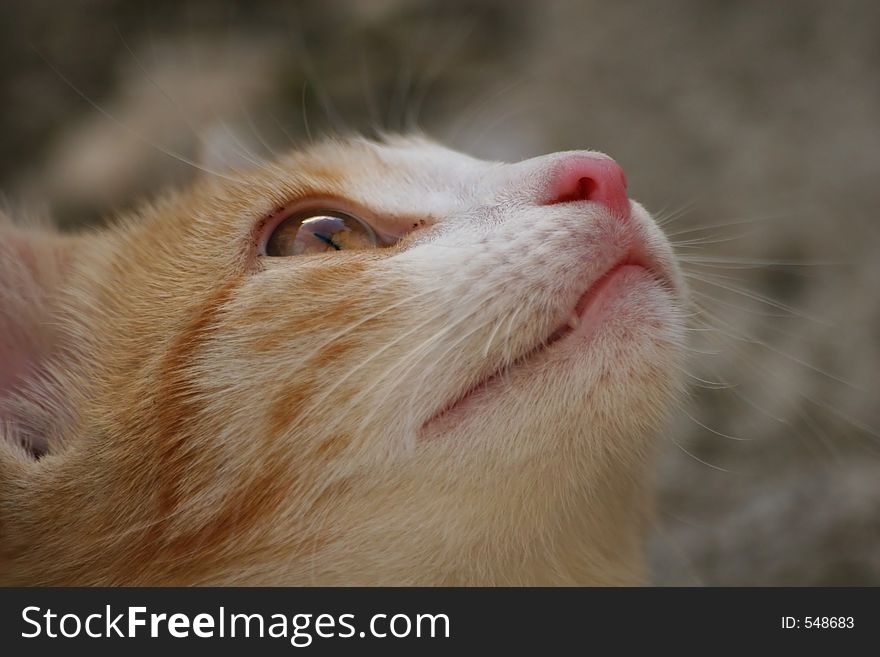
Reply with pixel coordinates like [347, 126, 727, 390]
[264, 211, 379, 257]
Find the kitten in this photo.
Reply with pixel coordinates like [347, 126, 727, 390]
[0, 136, 685, 585]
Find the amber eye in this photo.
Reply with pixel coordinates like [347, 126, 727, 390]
[264, 211, 379, 257]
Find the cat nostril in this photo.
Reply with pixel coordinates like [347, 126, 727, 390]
[571, 176, 599, 202]
[545, 155, 630, 219]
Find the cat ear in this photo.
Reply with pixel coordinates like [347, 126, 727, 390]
[0, 218, 81, 458]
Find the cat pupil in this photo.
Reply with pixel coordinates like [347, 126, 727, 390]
[312, 232, 341, 250]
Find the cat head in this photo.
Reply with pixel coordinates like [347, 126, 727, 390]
[0, 136, 686, 584]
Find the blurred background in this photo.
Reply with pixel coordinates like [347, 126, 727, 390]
[2, 0, 878, 584]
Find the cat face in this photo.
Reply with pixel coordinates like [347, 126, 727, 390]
[0, 136, 686, 584]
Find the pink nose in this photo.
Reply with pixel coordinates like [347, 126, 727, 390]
[545, 154, 629, 218]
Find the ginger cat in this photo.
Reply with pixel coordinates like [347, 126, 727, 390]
[0, 136, 685, 585]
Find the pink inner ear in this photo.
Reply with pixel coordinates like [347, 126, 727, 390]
[2, 239, 37, 394]
[0, 351, 37, 399]
[0, 226, 74, 456]
[0, 342, 51, 457]
[0, 316, 49, 407]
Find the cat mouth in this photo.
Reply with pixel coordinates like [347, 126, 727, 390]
[421, 248, 671, 432]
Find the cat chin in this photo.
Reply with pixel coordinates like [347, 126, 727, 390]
[418, 270, 685, 446]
